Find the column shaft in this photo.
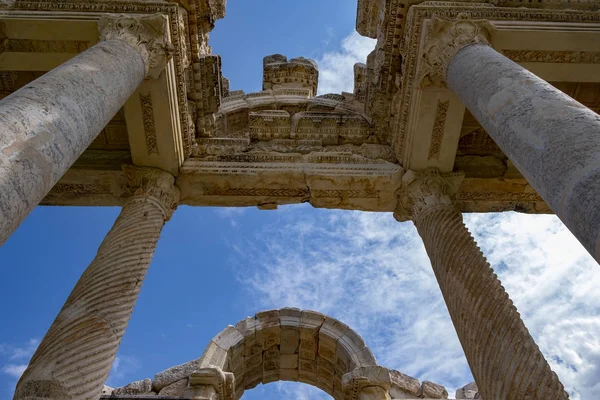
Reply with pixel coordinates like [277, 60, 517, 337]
[447, 43, 600, 263]
[414, 205, 567, 399]
[14, 168, 178, 400]
[0, 39, 146, 246]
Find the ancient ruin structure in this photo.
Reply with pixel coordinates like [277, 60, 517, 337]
[1, 0, 599, 398]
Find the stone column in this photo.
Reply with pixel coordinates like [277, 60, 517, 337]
[0, 14, 172, 246]
[394, 170, 568, 400]
[14, 166, 179, 400]
[421, 14, 600, 263]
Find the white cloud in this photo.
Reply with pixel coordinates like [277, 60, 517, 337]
[233, 206, 600, 399]
[214, 207, 247, 227]
[107, 355, 141, 387]
[0, 338, 39, 361]
[0, 364, 27, 380]
[316, 31, 376, 95]
[0, 338, 39, 382]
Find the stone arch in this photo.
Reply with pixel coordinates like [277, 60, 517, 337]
[200, 308, 377, 399]
[144, 308, 449, 399]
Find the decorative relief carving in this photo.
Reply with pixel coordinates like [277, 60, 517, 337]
[2, 39, 91, 53]
[262, 54, 319, 97]
[203, 188, 310, 197]
[139, 93, 159, 155]
[312, 190, 380, 199]
[50, 183, 112, 195]
[98, 13, 173, 80]
[420, 14, 494, 88]
[458, 128, 504, 156]
[394, 169, 464, 222]
[122, 165, 179, 219]
[456, 191, 543, 202]
[428, 100, 449, 161]
[503, 49, 600, 64]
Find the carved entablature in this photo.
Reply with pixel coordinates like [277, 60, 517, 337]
[262, 54, 319, 97]
[356, 0, 382, 39]
[353, 63, 368, 103]
[194, 54, 224, 137]
[249, 110, 291, 141]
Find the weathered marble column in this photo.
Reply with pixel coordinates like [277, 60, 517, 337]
[14, 166, 179, 400]
[395, 170, 568, 399]
[0, 14, 172, 246]
[422, 14, 600, 263]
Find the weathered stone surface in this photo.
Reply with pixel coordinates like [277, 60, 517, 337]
[101, 385, 113, 395]
[113, 378, 153, 395]
[456, 382, 479, 399]
[14, 168, 177, 400]
[454, 156, 507, 178]
[0, 39, 145, 247]
[449, 43, 600, 263]
[157, 378, 188, 397]
[153, 359, 200, 392]
[407, 170, 568, 399]
[418, 381, 448, 399]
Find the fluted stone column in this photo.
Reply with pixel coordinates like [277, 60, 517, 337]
[14, 166, 179, 400]
[0, 14, 172, 246]
[395, 170, 568, 400]
[421, 14, 600, 263]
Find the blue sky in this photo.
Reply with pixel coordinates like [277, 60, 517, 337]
[2, 1, 600, 399]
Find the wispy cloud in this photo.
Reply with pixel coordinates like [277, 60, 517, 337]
[214, 207, 247, 228]
[232, 206, 600, 399]
[107, 355, 141, 387]
[316, 31, 376, 95]
[0, 364, 27, 380]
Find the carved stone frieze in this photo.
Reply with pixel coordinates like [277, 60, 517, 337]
[98, 13, 174, 80]
[122, 165, 180, 219]
[503, 49, 600, 64]
[2, 38, 91, 53]
[420, 14, 494, 88]
[139, 93, 159, 155]
[394, 169, 464, 222]
[428, 100, 449, 160]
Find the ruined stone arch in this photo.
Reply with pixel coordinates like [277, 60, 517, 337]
[148, 308, 449, 400]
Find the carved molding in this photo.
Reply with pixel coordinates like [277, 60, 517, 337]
[188, 366, 235, 400]
[428, 100, 449, 160]
[394, 169, 464, 222]
[421, 14, 494, 88]
[122, 165, 179, 219]
[503, 49, 600, 64]
[139, 92, 159, 155]
[98, 13, 173, 80]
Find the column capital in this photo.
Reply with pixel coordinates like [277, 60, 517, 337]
[394, 169, 464, 222]
[123, 165, 179, 220]
[420, 14, 494, 88]
[187, 366, 235, 400]
[98, 13, 173, 79]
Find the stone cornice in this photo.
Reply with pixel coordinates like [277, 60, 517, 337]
[420, 14, 494, 88]
[394, 169, 464, 222]
[98, 13, 173, 80]
[122, 165, 180, 220]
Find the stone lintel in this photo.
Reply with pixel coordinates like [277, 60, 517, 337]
[98, 13, 173, 79]
[394, 169, 464, 222]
